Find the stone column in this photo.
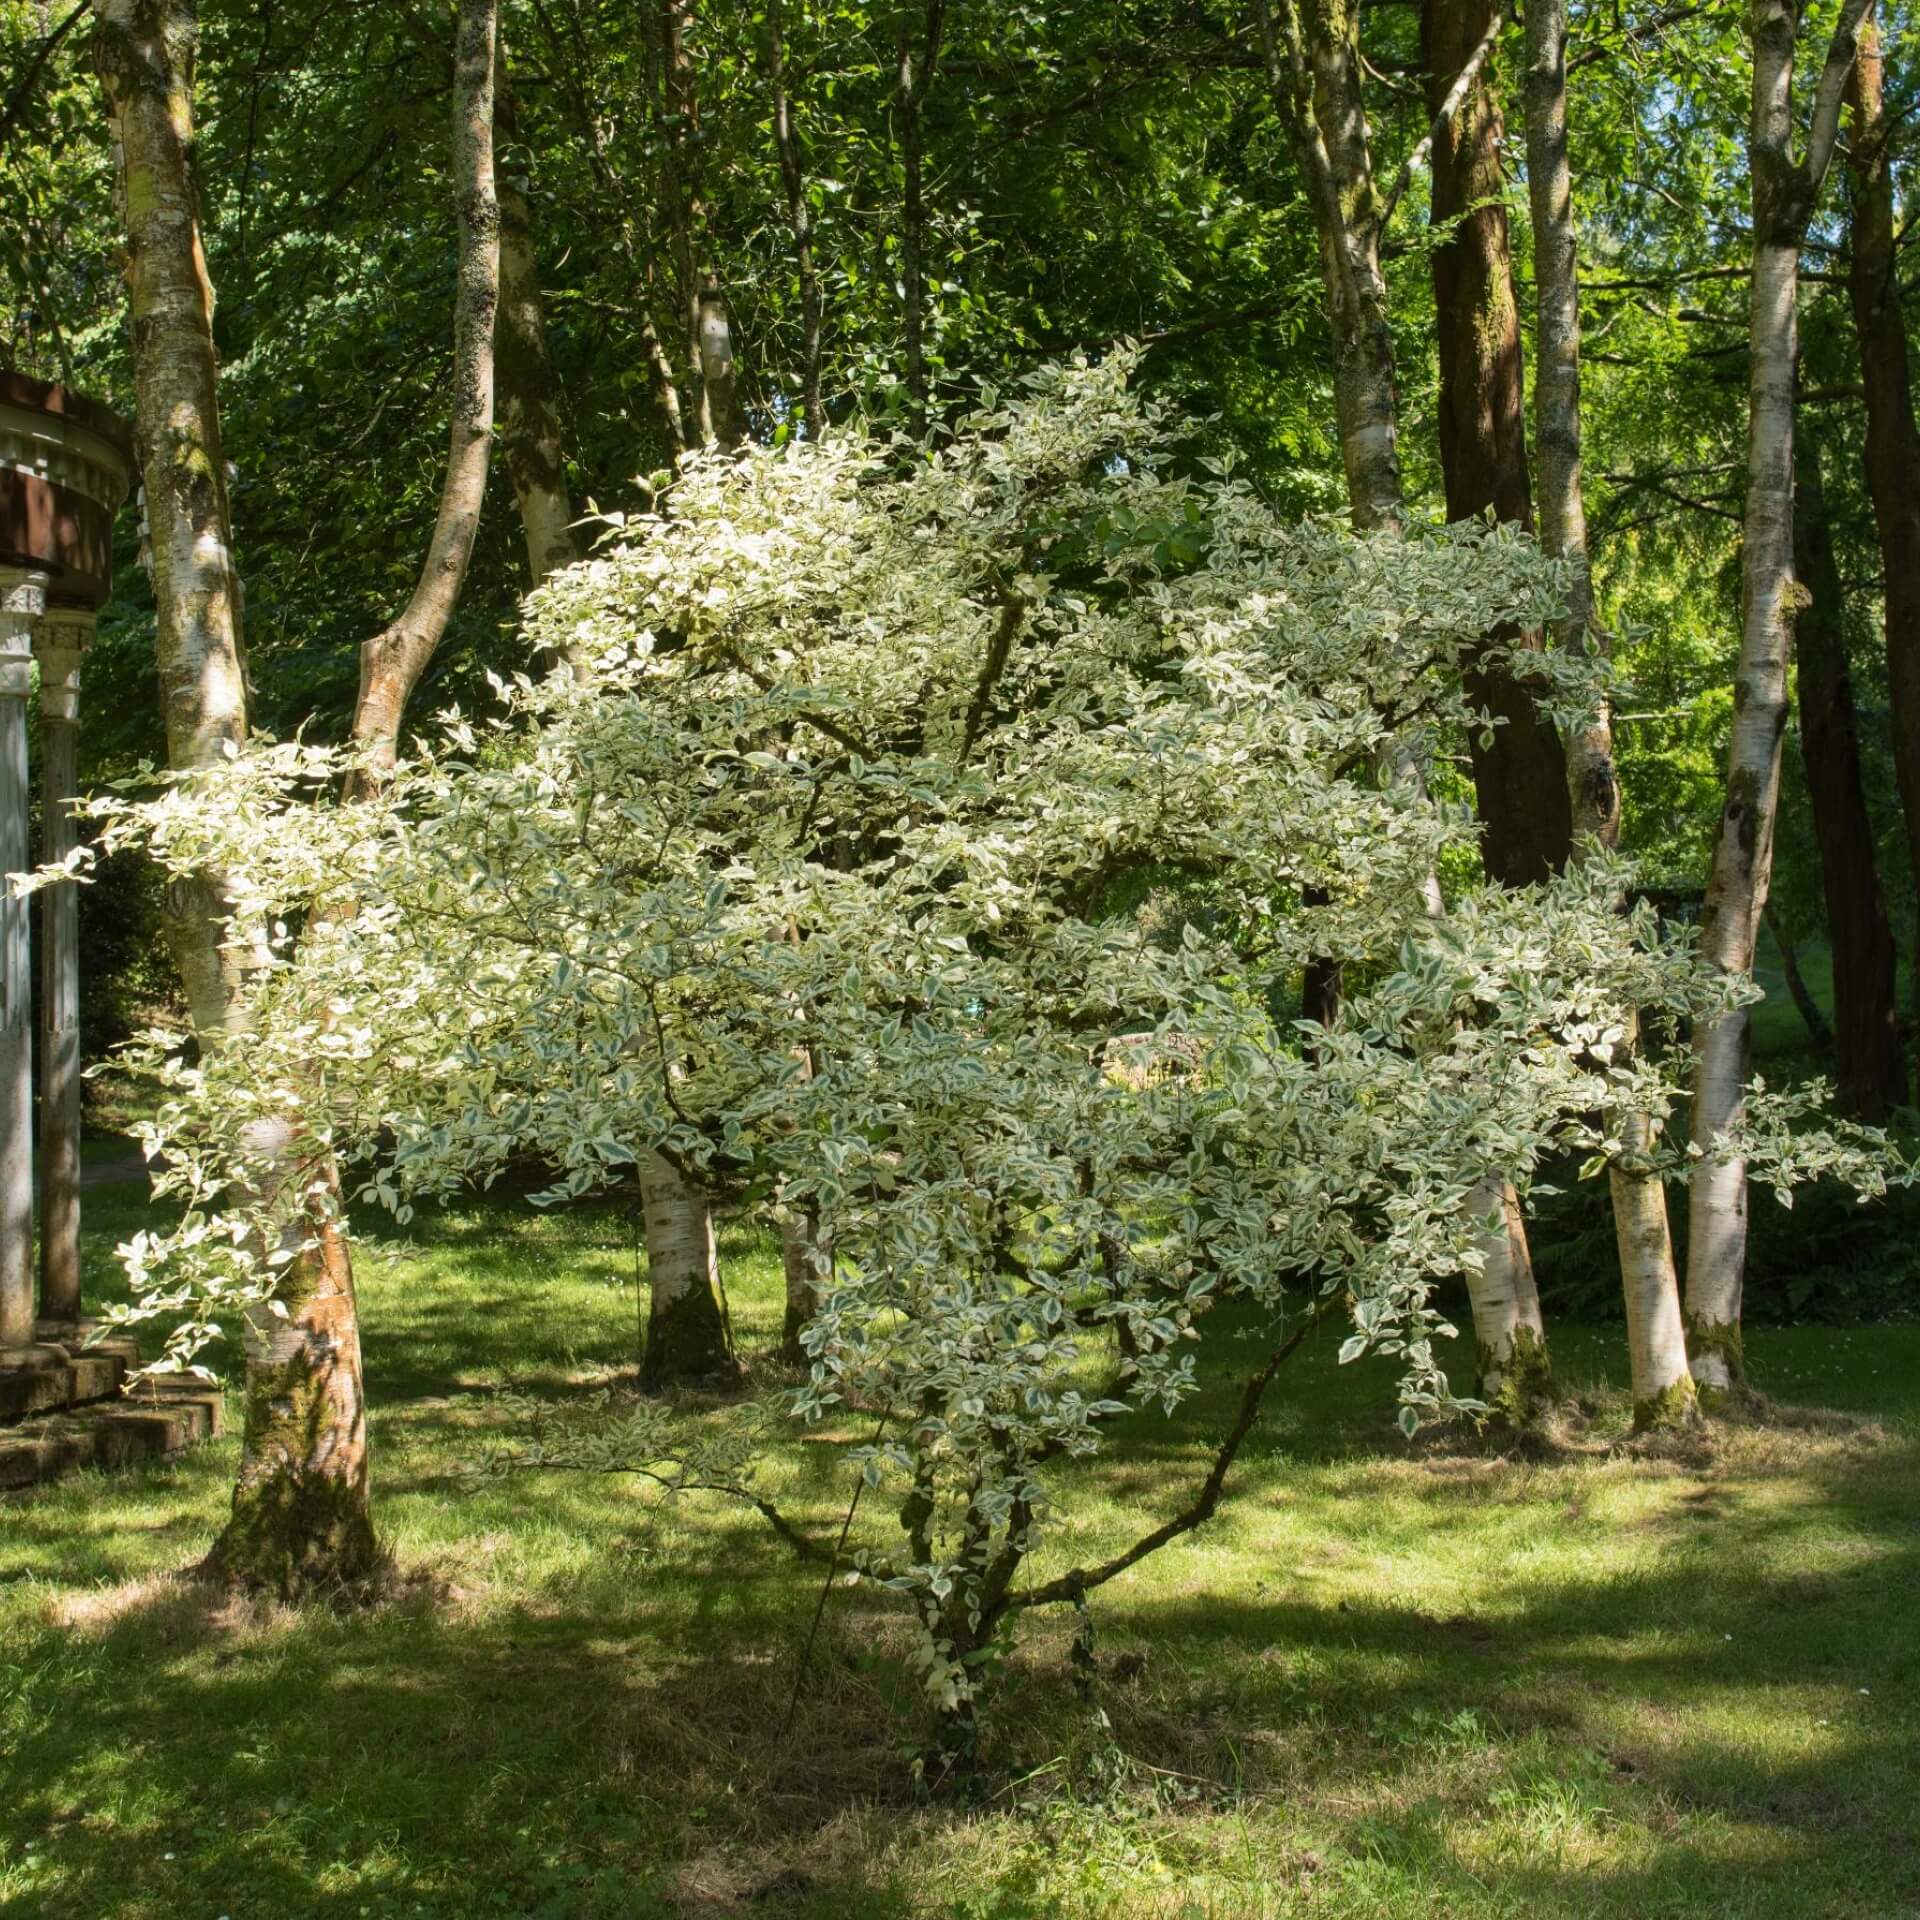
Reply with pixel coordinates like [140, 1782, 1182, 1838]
[34, 606, 91, 1329]
[0, 567, 47, 1358]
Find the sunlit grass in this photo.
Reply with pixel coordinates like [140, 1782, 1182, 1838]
[2, 1171, 1915, 1918]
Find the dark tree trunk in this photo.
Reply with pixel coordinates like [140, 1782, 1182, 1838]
[1422, 0, 1570, 886]
[1847, 23, 1920, 1042]
[1791, 430, 1904, 1116]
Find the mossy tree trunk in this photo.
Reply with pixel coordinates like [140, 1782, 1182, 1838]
[1422, 0, 1572, 889]
[1259, 0, 1555, 1404]
[93, 0, 258, 1040]
[97, 0, 384, 1588]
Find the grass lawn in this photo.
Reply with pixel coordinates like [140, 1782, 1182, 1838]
[2, 1165, 1917, 1919]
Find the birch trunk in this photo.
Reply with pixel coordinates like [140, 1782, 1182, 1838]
[1464, 1178, 1551, 1418]
[896, 0, 945, 435]
[1685, 0, 1870, 1397]
[96, 0, 380, 1584]
[1791, 428, 1903, 1115]
[348, 0, 499, 786]
[1422, 0, 1571, 887]
[779, 1210, 823, 1367]
[94, 0, 256, 1041]
[766, 0, 825, 438]
[490, 234, 733, 1375]
[638, 1153, 737, 1389]
[1846, 21, 1920, 1046]
[1258, 0, 1550, 1408]
[1523, 0, 1695, 1426]
[496, 58, 576, 595]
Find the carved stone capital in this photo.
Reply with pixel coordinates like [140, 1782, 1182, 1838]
[32, 607, 92, 723]
[0, 568, 48, 699]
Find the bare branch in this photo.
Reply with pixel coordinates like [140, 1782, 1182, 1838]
[1806, 0, 1877, 192]
[1378, 0, 1510, 234]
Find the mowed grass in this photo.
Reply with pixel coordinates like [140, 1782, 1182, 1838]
[2, 1164, 1917, 1920]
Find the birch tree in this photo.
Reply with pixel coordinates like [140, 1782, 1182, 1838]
[93, 0, 254, 1038]
[93, 0, 380, 1585]
[1254, 0, 1555, 1413]
[1522, 0, 1697, 1428]
[1684, 0, 1874, 1397]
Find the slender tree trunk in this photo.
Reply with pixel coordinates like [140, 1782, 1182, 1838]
[1422, 0, 1571, 886]
[495, 55, 576, 594]
[1763, 901, 1833, 1050]
[349, 0, 500, 786]
[96, 0, 380, 1585]
[779, 1210, 822, 1366]
[896, 0, 944, 436]
[766, 0, 825, 439]
[1419, 0, 1564, 1414]
[1260, 0, 1550, 1407]
[1685, 0, 1870, 1397]
[489, 201, 734, 1378]
[1523, 0, 1695, 1428]
[1464, 1178, 1551, 1418]
[1846, 20, 1920, 1046]
[226, 0, 500, 1590]
[1258, 0, 1404, 531]
[638, 1154, 737, 1389]
[1791, 429, 1903, 1114]
[94, 0, 256, 1040]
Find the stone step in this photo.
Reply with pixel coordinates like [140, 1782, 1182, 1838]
[0, 1331, 142, 1424]
[0, 1385, 225, 1491]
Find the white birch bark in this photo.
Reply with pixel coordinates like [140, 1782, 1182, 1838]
[1684, 0, 1873, 1394]
[638, 1151, 735, 1387]
[94, 0, 260, 1041]
[1521, 0, 1695, 1425]
[1464, 1177, 1550, 1412]
[348, 0, 500, 786]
